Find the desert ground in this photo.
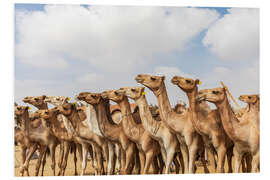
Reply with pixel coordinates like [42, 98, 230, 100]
[14, 145, 240, 176]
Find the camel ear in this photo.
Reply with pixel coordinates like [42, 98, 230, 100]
[195, 79, 201, 85]
[42, 95, 46, 100]
[161, 76, 165, 80]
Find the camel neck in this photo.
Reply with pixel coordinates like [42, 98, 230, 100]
[154, 81, 172, 121]
[118, 96, 140, 142]
[94, 98, 119, 139]
[136, 95, 160, 137]
[21, 110, 30, 136]
[186, 86, 203, 132]
[215, 94, 240, 141]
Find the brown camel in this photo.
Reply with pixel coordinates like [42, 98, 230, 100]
[77, 92, 140, 175]
[135, 74, 202, 173]
[119, 87, 182, 174]
[55, 103, 109, 175]
[171, 76, 234, 173]
[101, 89, 163, 174]
[196, 88, 260, 172]
[15, 105, 59, 176]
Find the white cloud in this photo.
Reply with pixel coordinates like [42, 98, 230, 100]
[202, 8, 259, 61]
[76, 73, 103, 84]
[16, 5, 219, 71]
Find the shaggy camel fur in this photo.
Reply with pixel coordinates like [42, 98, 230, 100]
[196, 88, 260, 172]
[56, 103, 109, 175]
[171, 76, 234, 173]
[77, 92, 140, 175]
[119, 87, 182, 174]
[15, 106, 59, 176]
[135, 74, 203, 173]
[102, 89, 163, 174]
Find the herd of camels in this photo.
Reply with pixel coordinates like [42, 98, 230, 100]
[14, 74, 260, 176]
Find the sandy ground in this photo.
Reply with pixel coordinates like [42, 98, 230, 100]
[14, 145, 238, 176]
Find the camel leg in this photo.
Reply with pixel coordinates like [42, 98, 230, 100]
[49, 143, 57, 176]
[233, 147, 243, 173]
[91, 143, 98, 173]
[120, 148, 126, 174]
[188, 141, 199, 173]
[139, 151, 145, 174]
[241, 155, 247, 172]
[152, 155, 159, 174]
[172, 154, 180, 173]
[251, 152, 259, 173]
[226, 146, 233, 173]
[124, 145, 136, 174]
[95, 146, 104, 175]
[114, 144, 122, 174]
[57, 142, 64, 170]
[143, 151, 154, 174]
[216, 146, 226, 173]
[34, 146, 47, 176]
[19, 146, 27, 176]
[81, 143, 89, 176]
[40, 149, 47, 176]
[246, 153, 252, 172]
[157, 153, 165, 174]
[72, 143, 78, 176]
[164, 147, 176, 174]
[60, 142, 71, 176]
[107, 142, 115, 175]
[179, 143, 189, 173]
[177, 152, 185, 174]
[23, 144, 38, 176]
[102, 143, 109, 175]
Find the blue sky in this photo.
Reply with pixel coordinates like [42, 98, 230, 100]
[14, 4, 259, 109]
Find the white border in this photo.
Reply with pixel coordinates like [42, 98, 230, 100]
[1, 0, 269, 179]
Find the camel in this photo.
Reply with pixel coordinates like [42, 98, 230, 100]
[39, 96, 84, 176]
[101, 89, 163, 174]
[15, 105, 59, 176]
[196, 88, 260, 172]
[77, 92, 140, 175]
[135, 74, 203, 173]
[55, 102, 110, 175]
[118, 87, 183, 174]
[171, 76, 234, 173]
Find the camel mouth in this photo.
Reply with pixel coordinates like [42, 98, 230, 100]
[135, 77, 143, 83]
[196, 95, 206, 102]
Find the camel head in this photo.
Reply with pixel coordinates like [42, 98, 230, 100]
[57, 103, 76, 117]
[135, 74, 165, 91]
[196, 87, 226, 104]
[119, 87, 145, 100]
[171, 76, 201, 92]
[39, 108, 59, 120]
[102, 90, 125, 103]
[174, 101, 187, 114]
[81, 93, 102, 105]
[14, 105, 30, 116]
[23, 95, 47, 107]
[44, 96, 69, 106]
[239, 94, 260, 104]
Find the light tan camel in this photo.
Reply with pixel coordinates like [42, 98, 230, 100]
[135, 74, 202, 173]
[23, 95, 66, 175]
[119, 87, 182, 174]
[15, 105, 59, 176]
[38, 96, 83, 176]
[171, 76, 234, 173]
[56, 103, 109, 175]
[77, 92, 140, 175]
[101, 89, 163, 174]
[196, 88, 260, 172]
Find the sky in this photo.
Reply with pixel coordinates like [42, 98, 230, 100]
[14, 4, 259, 110]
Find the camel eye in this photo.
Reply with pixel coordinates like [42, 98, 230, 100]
[151, 77, 156, 81]
[131, 89, 136, 92]
[186, 80, 191, 84]
[212, 91, 219, 95]
[92, 95, 97, 98]
[34, 98, 39, 101]
[115, 91, 119, 95]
